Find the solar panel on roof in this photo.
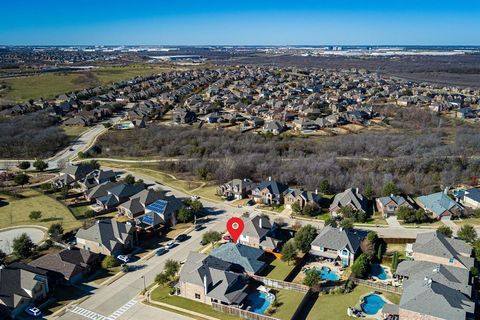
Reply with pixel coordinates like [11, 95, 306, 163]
[146, 199, 168, 213]
[142, 213, 154, 225]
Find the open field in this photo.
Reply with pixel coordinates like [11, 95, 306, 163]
[0, 64, 176, 102]
[273, 288, 306, 320]
[60, 125, 90, 141]
[306, 285, 400, 320]
[0, 189, 81, 230]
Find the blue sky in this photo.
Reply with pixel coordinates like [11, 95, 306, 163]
[1, 1, 480, 45]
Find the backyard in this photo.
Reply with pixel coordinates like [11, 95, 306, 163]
[0, 189, 81, 230]
[260, 252, 300, 281]
[306, 285, 401, 320]
[272, 288, 306, 320]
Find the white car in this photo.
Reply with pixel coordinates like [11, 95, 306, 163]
[25, 307, 42, 317]
[165, 241, 176, 249]
[117, 255, 130, 263]
[191, 195, 200, 200]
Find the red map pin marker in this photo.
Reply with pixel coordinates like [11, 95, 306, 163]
[227, 217, 244, 244]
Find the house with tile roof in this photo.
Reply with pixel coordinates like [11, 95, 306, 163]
[310, 226, 366, 266]
[210, 243, 266, 275]
[416, 191, 463, 220]
[176, 251, 249, 306]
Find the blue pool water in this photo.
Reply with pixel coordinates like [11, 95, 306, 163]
[370, 264, 389, 280]
[361, 294, 385, 315]
[315, 266, 340, 281]
[244, 291, 271, 314]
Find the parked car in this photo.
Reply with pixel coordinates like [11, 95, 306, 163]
[165, 241, 176, 249]
[246, 199, 255, 206]
[175, 234, 188, 242]
[25, 307, 42, 317]
[156, 247, 167, 256]
[117, 255, 131, 263]
[194, 223, 205, 231]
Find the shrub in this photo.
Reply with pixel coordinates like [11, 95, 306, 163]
[12, 233, 35, 259]
[303, 270, 321, 287]
[294, 225, 317, 253]
[101, 255, 119, 269]
[351, 253, 370, 279]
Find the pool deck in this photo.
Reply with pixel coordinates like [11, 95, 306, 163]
[369, 264, 394, 285]
[357, 291, 394, 319]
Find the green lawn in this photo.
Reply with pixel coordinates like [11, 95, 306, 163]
[261, 254, 298, 281]
[151, 285, 241, 320]
[1, 65, 175, 102]
[454, 217, 480, 226]
[69, 205, 92, 219]
[0, 189, 81, 230]
[307, 285, 400, 320]
[272, 288, 305, 320]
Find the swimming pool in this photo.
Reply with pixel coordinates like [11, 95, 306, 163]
[370, 264, 389, 280]
[307, 266, 340, 281]
[361, 294, 385, 315]
[243, 291, 271, 314]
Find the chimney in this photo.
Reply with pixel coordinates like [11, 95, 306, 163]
[356, 187, 359, 194]
[259, 217, 263, 229]
[390, 193, 394, 198]
[444, 186, 449, 194]
[315, 189, 318, 195]
[203, 274, 208, 295]
[268, 176, 272, 181]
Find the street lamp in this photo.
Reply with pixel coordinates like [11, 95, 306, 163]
[141, 275, 146, 293]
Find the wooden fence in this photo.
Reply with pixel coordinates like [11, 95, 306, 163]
[382, 237, 416, 244]
[249, 275, 309, 293]
[350, 277, 402, 294]
[212, 303, 279, 320]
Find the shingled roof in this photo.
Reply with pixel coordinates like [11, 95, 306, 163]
[210, 243, 266, 274]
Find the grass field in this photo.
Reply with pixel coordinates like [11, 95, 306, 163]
[60, 125, 90, 141]
[0, 189, 81, 230]
[262, 255, 298, 281]
[0, 64, 175, 102]
[151, 285, 241, 320]
[273, 288, 306, 320]
[307, 285, 401, 320]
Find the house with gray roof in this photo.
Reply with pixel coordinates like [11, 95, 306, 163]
[455, 187, 480, 209]
[95, 183, 145, 211]
[398, 278, 475, 320]
[330, 188, 369, 216]
[217, 178, 255, 200]
[0, 263, 49, 318]
[176, 251, 249, 306]
[395, 260, 472, 297]
[117, 189, 163, 218]
[84, 181, 121, 202]
[407, 232, 474, 270]
[78, 169, 117, 191]
[238, 215, 281, 251]
[310, 226, 366, 266]
[75, 219, 134, 256]
[53, 163, 95, 189]
[210, 243, 266, 275]
[140, 197, 183, 228]
[416, 191, 463, 220]
[29, 248, 99, 284]
[375, 194, 413, 217]
[251, 178, 289, 205]
[284, 188, 322, 209]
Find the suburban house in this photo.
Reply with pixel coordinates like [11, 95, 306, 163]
[238, 215, 280, 251]
[53, 163, 94, 189]
[284, 188, 322, 209]
[29, 249, 99, 284]
[416, 191, 464, 220]
[117, 189, 163, 218]
[251, 179, 289, 205]
[406, 232, 474, 270]
[397, 278, 475, 320]
[84, 181, 121, 202]
[395, 260, 472, 297]
[78, 169, 117, 191]
[75, 219, 134, 256]
[455, 188, 480, 209]
[95, 183, 146, 211]
[329, 188, 369, 216]
[210, 243, 266, 275]
[217, 178, 255, 200]
[375, 194, 413, 217]
[176, 251, 249, 306]
[0, 263, 49, 319]
[140, 197, 183, 228]
[310, 226, 366, 266]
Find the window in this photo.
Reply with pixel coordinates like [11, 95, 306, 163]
[341, 249, 349, 256]
[195, 293, 201, 299]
